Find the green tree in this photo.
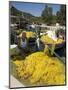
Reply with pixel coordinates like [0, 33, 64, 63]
[56, 5, 66, 25]
[52, 15, 57, 25]
[41, 5, 53, 25]
[56, 11, 60, 24]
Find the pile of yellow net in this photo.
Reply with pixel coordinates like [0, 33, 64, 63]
[41, 35, 64, 44]
[19, 31, 35, 39]
[26, 31, 35, 38]
[13, 52, 65, 86]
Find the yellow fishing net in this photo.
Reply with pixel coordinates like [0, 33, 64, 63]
[12, 51, 65, 86]
[41, 35, 64, 44]
[19, 31, 35, 39]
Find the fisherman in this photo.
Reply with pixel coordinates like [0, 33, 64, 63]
[20, 31, 27, 48]
[35, 24, 41, 51]
[17, 31, 30, 57]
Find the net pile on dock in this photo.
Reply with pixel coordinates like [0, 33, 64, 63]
[12, 52, 65, 86]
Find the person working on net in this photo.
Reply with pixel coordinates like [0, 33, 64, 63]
[18, 31, 30, 57]
[20, 31, 27, 48]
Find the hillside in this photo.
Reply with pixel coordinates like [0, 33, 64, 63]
[10, 6, 42, 24]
